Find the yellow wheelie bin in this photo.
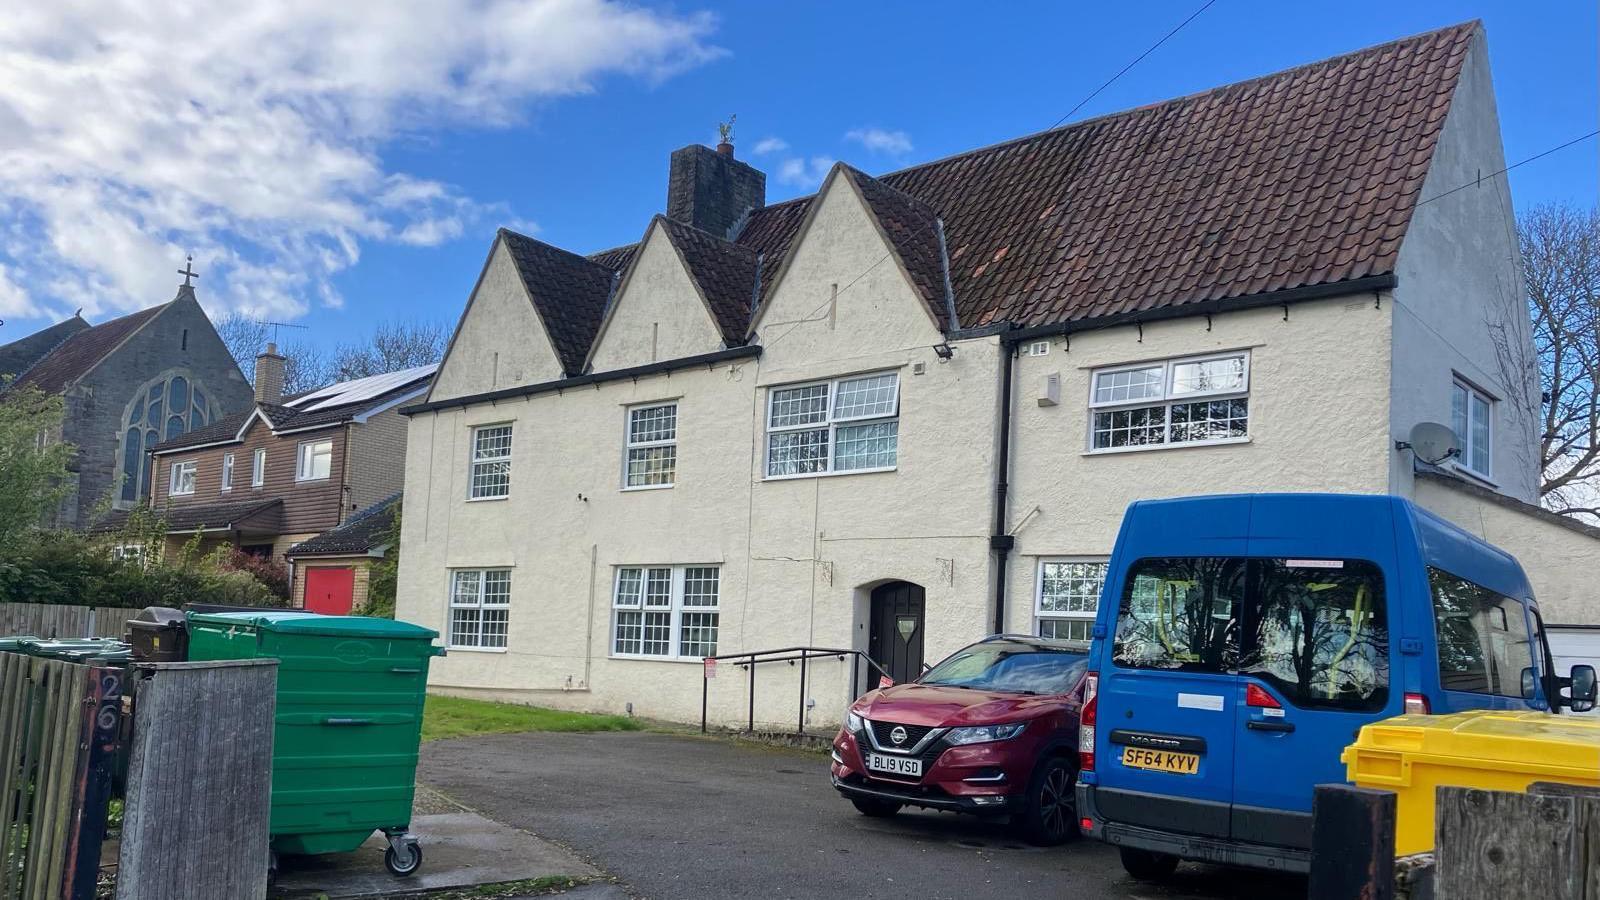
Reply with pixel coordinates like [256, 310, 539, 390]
[1342, 709, 1600, 855]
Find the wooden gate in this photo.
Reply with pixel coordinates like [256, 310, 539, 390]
[0, 653, 123, 900]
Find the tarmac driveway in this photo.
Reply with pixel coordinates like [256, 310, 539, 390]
[417, 731, 1306, 900]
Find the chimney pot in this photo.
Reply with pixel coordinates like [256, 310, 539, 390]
[255, 343, 287, 405]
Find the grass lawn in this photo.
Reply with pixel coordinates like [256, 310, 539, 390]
[422, 694, 642, 742]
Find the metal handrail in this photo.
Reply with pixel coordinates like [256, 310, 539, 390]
[700, 646, 893, 735]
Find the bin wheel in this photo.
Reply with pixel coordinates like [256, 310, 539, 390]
[385, 841, 422, 877]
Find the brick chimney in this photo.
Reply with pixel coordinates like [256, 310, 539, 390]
[255, 343, 286, 404]
[666, 144, 765, 240]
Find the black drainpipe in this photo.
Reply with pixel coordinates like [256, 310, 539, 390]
[990, 336, 1016, 635]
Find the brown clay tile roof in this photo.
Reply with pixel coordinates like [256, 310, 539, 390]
[869, 21, 1476, 330]
[489, 22, 1476, 370]
[587, 244, 639, 271]
[8, 305, 167, 393]
[657, 216, 762, 345]
[733, 197, 810, 308]
[840, 166, 954, 330]
[499, 228, 617, 375]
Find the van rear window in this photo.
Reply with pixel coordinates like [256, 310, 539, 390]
[1239, 559, 1389, 711]
[1113, 558, 1244, 673]
[1113, 557, 1391, 711]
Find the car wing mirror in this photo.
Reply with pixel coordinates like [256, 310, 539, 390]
[1521, 667, 1538, 701]
[1570, 664, 1597, 713]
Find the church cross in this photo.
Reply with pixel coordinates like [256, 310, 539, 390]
[178, 256, 199, 287]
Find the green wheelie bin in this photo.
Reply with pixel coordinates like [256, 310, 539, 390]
[184, 611, 444, 876]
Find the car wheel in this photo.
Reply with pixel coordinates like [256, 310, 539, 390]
[851, 797, 902, 818]
[1013, 756, 1076, 845]
[1119, 847, 1179, 881]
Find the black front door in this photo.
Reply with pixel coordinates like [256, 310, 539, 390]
[869, 581, 926, 684]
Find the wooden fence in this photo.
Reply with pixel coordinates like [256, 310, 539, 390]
[1312, 782, 1600, 900]
[116, 659, 276, 900]
[0, 653, 124, 900]
[0, 604, 141, 641]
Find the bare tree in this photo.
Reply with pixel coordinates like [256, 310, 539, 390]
[213, 313, 336, 395]
[1519, 203, 1600, 520]
[330, 320, 447, 381]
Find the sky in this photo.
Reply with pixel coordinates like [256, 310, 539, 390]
[0, 0, 1594, 351]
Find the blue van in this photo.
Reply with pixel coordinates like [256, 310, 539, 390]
[1075, 493, 1597, 880]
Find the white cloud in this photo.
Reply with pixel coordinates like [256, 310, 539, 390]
[0, 264, 38, 319]
[845, 127, 913, 156]
[0, 0, 722, 323]
[776, 156, 835, 189]
[751, 137, 789, 156]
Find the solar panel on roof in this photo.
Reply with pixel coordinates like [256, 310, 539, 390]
[286, 364, 438, 412]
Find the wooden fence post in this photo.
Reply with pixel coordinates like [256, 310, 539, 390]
[1309, 783, 1397, 900]
[1435, 786, 1587, 900]
[115, 659, 277, 900]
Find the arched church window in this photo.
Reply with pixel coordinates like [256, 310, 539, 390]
[115, 372, 222, 505]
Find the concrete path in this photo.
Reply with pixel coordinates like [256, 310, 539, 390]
[418, 731, 1308, 900]
[270, 811, 598, 899]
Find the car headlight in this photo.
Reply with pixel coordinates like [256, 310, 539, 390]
[845, 709, 865, 733]
[945, 722, 1028, 745]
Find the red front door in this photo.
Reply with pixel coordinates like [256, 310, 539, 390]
[305, 567, 355, 615]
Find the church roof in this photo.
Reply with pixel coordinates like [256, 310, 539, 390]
[0, 316, 90, 382]
[3, 304, 167, 394]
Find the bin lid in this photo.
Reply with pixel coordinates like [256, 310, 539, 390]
[187, 610, 439, 640]
[1353, 709, 1600, 770]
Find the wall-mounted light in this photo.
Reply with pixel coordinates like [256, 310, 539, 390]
[933, 342, 955, 360]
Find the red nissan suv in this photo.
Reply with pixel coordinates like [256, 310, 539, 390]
[829, 635, 1088, 844]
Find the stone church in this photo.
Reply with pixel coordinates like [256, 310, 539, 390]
[0, 272, 253, 529]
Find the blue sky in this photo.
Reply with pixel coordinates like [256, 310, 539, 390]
[0, 1, 1595, 352]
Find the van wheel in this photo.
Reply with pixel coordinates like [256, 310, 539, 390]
[1013, 757, 1076, 845]
[851, 797, 902, 818]
[1120, 847, 1179, 881]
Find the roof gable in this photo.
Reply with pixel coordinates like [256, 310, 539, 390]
[839, 165, 954, 331]
[583, 218, 735, 372]
[499, 229, 618, 376]
[8, 303, 168, 394]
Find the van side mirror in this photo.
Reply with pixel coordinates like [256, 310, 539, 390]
[1520, 667, 1538, 701]
[1570, 665, 1597, 713]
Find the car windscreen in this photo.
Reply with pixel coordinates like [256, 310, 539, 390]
[919, 644, 1087, 694]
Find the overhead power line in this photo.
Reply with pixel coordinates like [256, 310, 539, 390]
[1414, 129, 1600, 208]
[763, 1, 1217, 351]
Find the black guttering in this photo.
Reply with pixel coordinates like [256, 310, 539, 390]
[401, 345, 763, 416]
[990, 330, 1017, 634]
[996, 274, 1397, 344]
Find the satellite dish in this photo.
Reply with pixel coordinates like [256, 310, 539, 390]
[1404, 422, 1460, 465]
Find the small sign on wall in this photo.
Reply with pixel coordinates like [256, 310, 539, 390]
[703, 658, 717, 679]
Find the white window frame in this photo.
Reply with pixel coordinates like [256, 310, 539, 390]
[1452, 378, 1494, 480]
[295, 438, 334, 482]
[220, 453, 234, 492]
[468, 423, 514, 500]
[1086, 350, 1250, 453]
[623, 402, 678, 490]
[168, 460, 197, 496]
[447, 568, 512, 651]
[764, 371, 900, 479]
[610, 565, 721, 660]
[1035, 558, 1108, 643]
[111, 544, 147, 567]
[251, 448, 267, 488]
